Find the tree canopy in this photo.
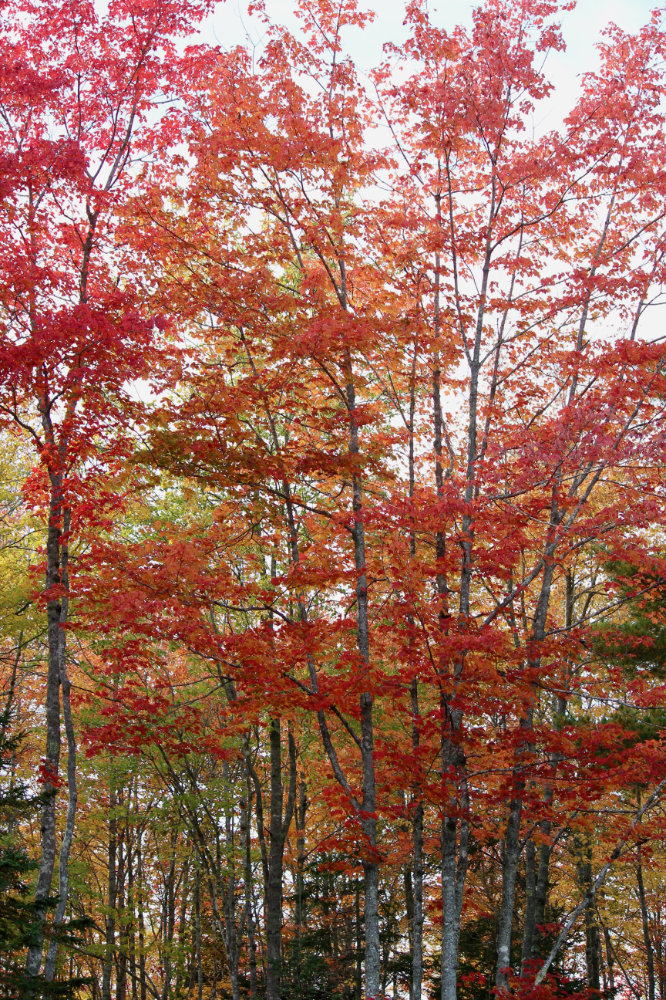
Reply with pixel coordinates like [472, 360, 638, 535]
[0, 1, 665, 998]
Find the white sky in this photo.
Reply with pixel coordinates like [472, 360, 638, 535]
[190, 0, 666, 350]
[200, 0, 660, 131]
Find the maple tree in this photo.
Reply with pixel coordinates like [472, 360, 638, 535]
[1, 0, 666, 998]
[0, 0, 213, 986]
[126, 1, 666, 997]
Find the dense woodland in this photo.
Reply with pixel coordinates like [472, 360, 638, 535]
[0, 0, 665, 997]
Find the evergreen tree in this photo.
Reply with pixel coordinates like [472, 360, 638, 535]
[0, 705, 88, 999]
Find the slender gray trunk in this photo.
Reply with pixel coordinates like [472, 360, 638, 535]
[440, 762, 469, 1000]
[265, 559, 283, 1000]
[160, 836, 177, 1000]
[344, 351, 380, 1000]
[102, 786, 118, 1000]
[602, 922, 615, 992]
[432, 190, 466, 1000]
[1, 633, 23, 749]
[128, 831, 138, 1000]
[173, 863, 189, 1000]
[410, 792, 424, 1000]
[204, 859, 241, 1000]
[117, 830, 128, 1000]
[355, 883, 363, 1000]
[637, 847, 656, 1000]
[495, 550, 557, 991]
[575, 833, 600, 991]
[404, 862, 414, 954]
[223, 777, 241, 1000]
[26, 476, 64, 981]
[242, 771, 257, 1000]
[407, 341, 424, 1000]
[440, 815, 458, 1000]
[136, 830, 147, 1000]
[522, 576, 569, 977]
[294, 778, 307, 981]
[45, 508, 76, 983]
[194, 867, 203, 1000]
[534, 833, 551, 947]
[522, 818, 552, 971]
[455, 784, 469, 953]
[495, 795, 523, 989]
[266, 719, 296, 1000]
[521, 838, 537, 973]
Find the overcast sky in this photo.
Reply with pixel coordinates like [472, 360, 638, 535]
[197, 0, 660, 132]
[203, 0, 657, 57]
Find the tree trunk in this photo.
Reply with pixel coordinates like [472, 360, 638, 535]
[266, 722, 282, 999]
[522, 814, 553, 972]
[602, 922, 615, 992]
[521, 836, 536, 975]
[174, 864, 189, 1000]
[194, 867, 204, 1000]
[136, 829, 147, 1000]
[495, 796, 523, 990]
[406, 338, 424, 1000]
[440, 732, 469, 1000]
[127, 829, 138, 1000]
[440, 814, 458, 1000]
[345, 355, 380, 1000]
[355, 882, 363, 1000]
[534, 832, 551, 943]
[26, 477, 64, 983]
[116, 827, 128, 1000]
[496, 551, 557, 991]
[242, 771, 258, 1000]
[265, 718, 296, 1000]
[575, 832, 601, 992]
[102, 785, 118, 1000]
[637, 847, 656, 1000]
[223, 769, 241, 1000]
[294, 777, 307, 981]
[160, 835, 177, 1000]
[45, 508, 77, 983]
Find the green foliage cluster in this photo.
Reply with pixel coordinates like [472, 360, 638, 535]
[0, 707, 47, 998]
[0, 708, 90, 1000]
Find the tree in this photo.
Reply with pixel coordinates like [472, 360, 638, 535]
[2, 1, 665, 998]
[0, 684, 90, 998]
[0, 0, 213, 983]
[104, 0, 666, 990]
[0, 694, 44, 998]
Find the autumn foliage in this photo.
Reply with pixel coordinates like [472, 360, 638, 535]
[0, 0, 665, 999]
